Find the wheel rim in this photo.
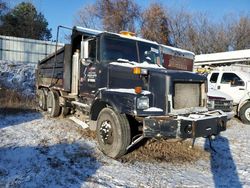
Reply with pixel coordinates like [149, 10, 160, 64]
[245, 108, 250, 121]
[47, 107, 52, 113]
[47, 93, 52, 113]
[99, 120, 113, 145]
[39, 97, 43, 107]
[37, 90, 43, 108]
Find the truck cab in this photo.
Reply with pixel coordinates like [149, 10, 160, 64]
[208, 70, 250, 124]
[36, 27, 227, 158]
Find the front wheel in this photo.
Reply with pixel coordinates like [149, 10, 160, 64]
[239, 102, 250, 124]
[96, 108, 131, 158]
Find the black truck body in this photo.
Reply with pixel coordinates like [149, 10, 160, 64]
[36, 26, 227, 158]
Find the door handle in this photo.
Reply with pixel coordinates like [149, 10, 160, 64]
[217, 86, 220, 89]
[239, 88, 245, 90]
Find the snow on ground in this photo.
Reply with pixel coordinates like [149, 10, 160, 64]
[0, 112, 249, 188]
[0, 61, 35, 95]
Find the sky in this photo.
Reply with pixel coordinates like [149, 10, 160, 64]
[9, 0, 250, 41]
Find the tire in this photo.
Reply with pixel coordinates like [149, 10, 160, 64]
[37, 89, 47, 111]
[61, 107, 70, 117]
[47, 90, 61, 117]
[239, 102, 250, 124]
[96, 108, 131, 158]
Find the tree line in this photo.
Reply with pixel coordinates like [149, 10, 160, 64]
[0, 0, 249, 54]
[0, 1, 51, 40]
[75, 0, 250, 54]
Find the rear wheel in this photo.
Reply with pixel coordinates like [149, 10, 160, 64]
[47, 90, 61, 117]
[37, 89, 47, 111]
[96, 108, 131, 158]
[239, 102, 250, 124]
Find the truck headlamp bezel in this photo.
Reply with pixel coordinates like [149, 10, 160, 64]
[137, 96, 149, 110]
[207, 100, 215, 109]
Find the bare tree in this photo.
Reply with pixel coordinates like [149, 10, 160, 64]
[168, 8, 194, 50]
[96, 0, 140, 32]
[75, 0, 140, 32]
[140, 3, 170, 44]
[230, 15, 250, 50]
[75, 1, 250, 53]
[169, 10, 231, 54]
[75, 3, 102, 29]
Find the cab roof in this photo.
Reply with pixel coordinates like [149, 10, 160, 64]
[160, 44, 195, 60]
[73, 26, 158, 45]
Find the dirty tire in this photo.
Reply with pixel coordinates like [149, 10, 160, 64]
[61, 107, 70, 117]
[47, 90, 61, 117]
[240, 102, 250, 124]
[96, 108, 131, 158]
[37, 89, 47, 111]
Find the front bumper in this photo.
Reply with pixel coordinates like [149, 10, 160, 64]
[143, 110, 227, 139]
[225, 111, 235, 120]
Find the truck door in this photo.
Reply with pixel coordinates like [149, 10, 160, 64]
[208, 72, 219, 89]
[217, 72, 246, 104]
[79, 38, 98, 97]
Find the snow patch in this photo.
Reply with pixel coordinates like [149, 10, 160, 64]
[0, 112, 249, 187]
[160, 44, 195, 59]
[0, 60, 36, 96]
[143, 107, 163, 112]
[106, 88, 151, 95]
[110, 61, 165, 69]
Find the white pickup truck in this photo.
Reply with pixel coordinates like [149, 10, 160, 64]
[207, 87, 234, 120]
[208, 70, 250, 124]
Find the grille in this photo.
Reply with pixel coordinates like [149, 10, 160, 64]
[214, 100, 233, 112]
[174, 83, 201, 109]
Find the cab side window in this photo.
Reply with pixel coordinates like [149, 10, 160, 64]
[210, 73, 219, 83]
[221, 73, 244, 86]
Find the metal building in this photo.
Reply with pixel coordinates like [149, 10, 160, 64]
[0, 35, 64, 64]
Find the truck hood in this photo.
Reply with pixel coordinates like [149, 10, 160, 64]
[109, 61, 206, 82]
[108, 61, 207, 115]
[207, 87, 233, 101]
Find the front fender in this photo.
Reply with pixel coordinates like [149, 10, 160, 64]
[238, 92, 250, 114]
[99, 89, 137, 115]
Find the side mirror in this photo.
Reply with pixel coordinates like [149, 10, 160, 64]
[80, 40, 89, 65]
[80, 40, 89, 59]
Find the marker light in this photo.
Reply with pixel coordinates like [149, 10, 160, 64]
[133, 67, 141, 75]
[135, 86, 142, 94]
[119, 31, 136, 37]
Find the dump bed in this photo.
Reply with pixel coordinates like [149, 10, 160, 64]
[36, 44, 72, 91]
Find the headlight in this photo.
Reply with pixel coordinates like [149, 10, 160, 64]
[207, 100, 215, 109]
[137, 96, 149, 109]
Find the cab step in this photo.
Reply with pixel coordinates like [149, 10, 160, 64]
[69, 116, 89, 129]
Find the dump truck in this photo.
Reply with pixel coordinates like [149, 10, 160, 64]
[36, 26, 227, 158]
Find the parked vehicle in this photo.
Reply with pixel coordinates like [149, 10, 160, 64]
[208, 70, 250, 124]
[207, 87, 234, 119]
[36, 27, 227, 158]
[160, 44, 234, 119]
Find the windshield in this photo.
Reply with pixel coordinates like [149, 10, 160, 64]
[101, 36, 160, 64]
